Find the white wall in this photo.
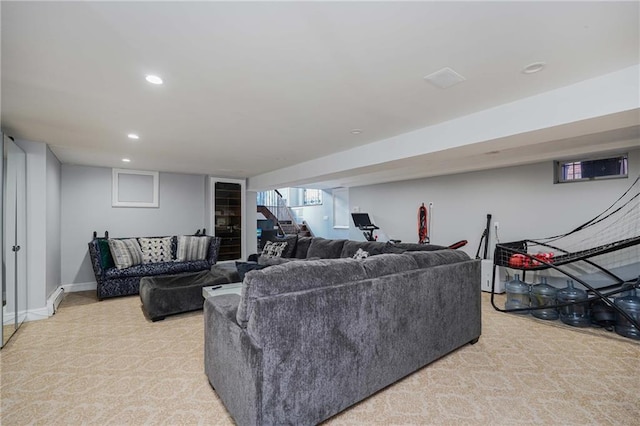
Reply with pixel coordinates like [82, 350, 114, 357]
[61, 165, 207, 285]
[14, 139, 49, 317]
[349, 147, 640, 261]
[46, 147, 61, 299]
[291, 189, 350, 239]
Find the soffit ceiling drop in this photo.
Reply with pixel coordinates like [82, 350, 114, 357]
[1, 1, 639, 189]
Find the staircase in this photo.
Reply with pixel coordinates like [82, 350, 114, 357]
[257, 190, 313, 237]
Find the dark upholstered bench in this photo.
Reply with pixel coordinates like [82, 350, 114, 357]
[139, 266, 238, 321]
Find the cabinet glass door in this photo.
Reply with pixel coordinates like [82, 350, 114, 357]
[215, 182, 242, 261]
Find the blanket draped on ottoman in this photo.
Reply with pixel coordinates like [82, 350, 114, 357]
[140, 267, 238, 321]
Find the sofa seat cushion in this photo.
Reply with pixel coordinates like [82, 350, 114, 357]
[236, 258, 367, 327]
[104, 260, 210, 279]
[360, 253, 419, 279]
[306, 237, 347, 259]
[339, 240, 389, 258]
[405, 249, 470, 268]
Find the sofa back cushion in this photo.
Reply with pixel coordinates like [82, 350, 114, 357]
[306, 237, 347, 259]
[390, 242, 448, 252]
[360, 253, 419, 279]
[139, 237, 173, 263]
[236, 258, 367, 327]
[108, 238, 144, 269]
[177, 235, 211, 261]
[339, 240, 389, 258]
[405, 249, 470, 268]
[294, 237, 313, 259]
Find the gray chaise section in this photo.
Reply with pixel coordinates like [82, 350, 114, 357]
[204, 250, 481, 425]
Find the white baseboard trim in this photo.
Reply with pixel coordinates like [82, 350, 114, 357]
[61, 281, 97, 293]
[4, 307, 50, 323]
[26, 307, 49, 322]
[15, 283, 97, 323]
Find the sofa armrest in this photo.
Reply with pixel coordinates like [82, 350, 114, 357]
[205, 294, 240, 323]
[204, 295, 263, 426]
[206, 237, 222, 265]
[88, 240, 104, 281]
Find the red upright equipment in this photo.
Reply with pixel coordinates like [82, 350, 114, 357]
[418, 203, 429, 244]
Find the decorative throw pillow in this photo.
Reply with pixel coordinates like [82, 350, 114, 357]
[353, 248, 370, 260]
[138, 237, 173, 263]
[108, 238, 144, 270]
[265, 235, 298, 258]
[177, 235, 212, 261]
[97, 239, 115, 269]
[262, 241, 288, 258]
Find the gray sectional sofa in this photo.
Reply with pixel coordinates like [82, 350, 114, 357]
[249, 235, 448, 265]
[204, 244, 481, 425]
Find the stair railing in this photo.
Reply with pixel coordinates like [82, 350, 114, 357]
[257, 190, 301, 235]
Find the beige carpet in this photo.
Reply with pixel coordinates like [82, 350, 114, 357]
[1, 291, 639, 425]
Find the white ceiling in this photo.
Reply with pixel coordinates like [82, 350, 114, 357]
[2, 1, 639, 189]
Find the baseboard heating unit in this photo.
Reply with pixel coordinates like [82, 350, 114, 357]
[47, 287, 65, 316]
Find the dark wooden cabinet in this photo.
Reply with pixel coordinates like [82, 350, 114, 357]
[214, 181, 243, 261]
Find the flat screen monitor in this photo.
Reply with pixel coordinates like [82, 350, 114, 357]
[351, 213, 373, 228]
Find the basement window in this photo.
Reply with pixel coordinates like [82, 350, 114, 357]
[554, 154, 628, 183]
[303, 189, 323, 206]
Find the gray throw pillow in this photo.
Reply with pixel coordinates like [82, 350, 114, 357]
[108, 238, 144, 270]
[177, 235, 212, 261]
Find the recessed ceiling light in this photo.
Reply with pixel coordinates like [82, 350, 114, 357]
[122, 158, 131, 163]
[522, 62, 546, 74]
[145, 74, 163, 85]
[351, 129, 363, 135]
[127, 133, 139, 140]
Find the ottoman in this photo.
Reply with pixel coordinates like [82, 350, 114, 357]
[139, 269, 234, 321]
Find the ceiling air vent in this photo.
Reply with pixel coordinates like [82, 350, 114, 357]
[423, 67, 466, 89]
